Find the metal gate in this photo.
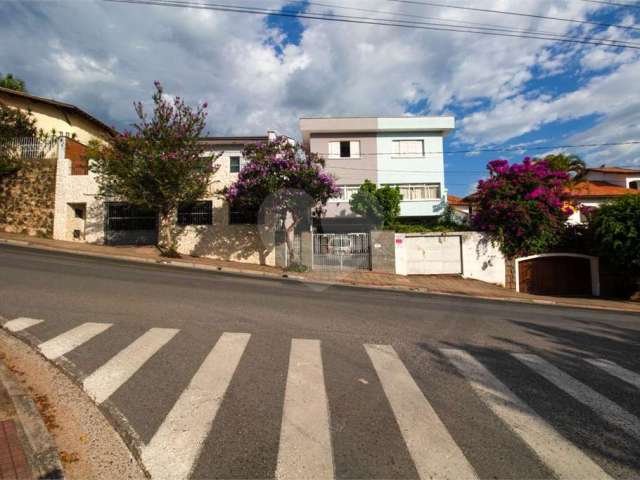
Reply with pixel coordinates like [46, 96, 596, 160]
[313, 233, 371, 271]
[104, 202, 158, 245]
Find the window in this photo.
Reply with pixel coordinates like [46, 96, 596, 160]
[629, 180, 639, 190]
[328, 141, 360, 159]
[392, 140, 424, 157]
[177, 201, 213, 225]
[331, 185, 361, 202]
[393, 183, 440, 200]
[230, 156, 241, 173]
[74, 207, 85, 219]
[229, 205, 258, 224]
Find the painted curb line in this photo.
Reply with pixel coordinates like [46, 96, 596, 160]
[0, 322, 150, 479]
[0, 351, 64, 479]
[1, 237, 639, 315]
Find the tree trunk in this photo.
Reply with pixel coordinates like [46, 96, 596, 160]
[284, 211, 299, 266]
[158, 206, 179, 257]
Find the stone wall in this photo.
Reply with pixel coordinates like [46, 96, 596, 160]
[0, 159, 57, 237]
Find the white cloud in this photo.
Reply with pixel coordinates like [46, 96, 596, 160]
[1, 0, 638, 167]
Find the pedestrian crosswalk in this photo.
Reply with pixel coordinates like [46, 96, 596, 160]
[3, 317, 640, 480]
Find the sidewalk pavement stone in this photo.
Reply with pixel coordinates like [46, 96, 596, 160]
[1, 231, 638, 314]
[0, 358, 63, 480]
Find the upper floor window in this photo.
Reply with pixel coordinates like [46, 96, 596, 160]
[392, 140, 424, 158]
[328, 141, 360, 159]
[230, 156, 246, 173]
[177, 201, 213, 225]
[331, 185, 361, 202]
[394, 183, 440, 200]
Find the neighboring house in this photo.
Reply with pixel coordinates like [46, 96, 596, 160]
[53, 132, 283, 265]
[447, 194, 470, 220]
[566, 166, 640, 224]
[0, 88, 115, 237]
[0, 86, 115, 144]
[300, 116, 455, 231]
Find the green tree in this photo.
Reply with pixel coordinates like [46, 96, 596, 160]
[0, 73, 27, 93]
[90, 82, 219, 256]
[541, 153, 586, 179]
[350, 180, 402, 228]
[224, 137, 338, 266]
[591, 194, 640, 274]
[0, 103, 39, 176]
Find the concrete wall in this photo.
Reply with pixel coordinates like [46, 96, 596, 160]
[395, 231, 505, 285]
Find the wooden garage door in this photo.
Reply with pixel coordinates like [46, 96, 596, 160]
[519, 256, 591, 296]
[406, 236, 462, 275]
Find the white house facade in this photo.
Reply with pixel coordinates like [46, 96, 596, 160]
[300, 116, 455, 231]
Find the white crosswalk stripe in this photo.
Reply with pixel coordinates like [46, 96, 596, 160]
[366, 344, 477, 480]
[513, 353, 640, 439]
[276, 339, 333, 480]
[442, 349, 613, 480]
[83, 327, 180, 404]
[141, 332, 251, 480]
[38, 322, 112, 360]
[586, 358, 640, 390]
[3, 317, 43, 332]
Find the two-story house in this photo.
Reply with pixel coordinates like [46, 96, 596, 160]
[299, 116, 455, 231]
[566, 166, 640, 224]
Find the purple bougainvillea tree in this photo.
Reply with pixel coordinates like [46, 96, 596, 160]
[90, 82, 219, 256]
[224, 136, 338, 266]
[471, 157, 572, 258]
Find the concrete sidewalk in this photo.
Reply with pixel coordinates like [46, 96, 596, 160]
[1, 231, 639, 314]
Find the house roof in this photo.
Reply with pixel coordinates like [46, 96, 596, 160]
[585, 166, 640, 174]
[0, 86, 116, 137]
[199, 136, 269, 146]
[567, 180, 640, 198]
[447, 194, 469, 206]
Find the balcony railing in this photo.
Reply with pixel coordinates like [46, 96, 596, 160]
[0, 137, 59, 161]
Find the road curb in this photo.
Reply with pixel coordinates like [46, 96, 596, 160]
[2, 237, 639, 315]
[0, 346, 64, 479]
[0, 322, 150, 479]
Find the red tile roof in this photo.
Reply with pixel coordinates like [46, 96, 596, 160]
[586, 166, 640, 174]
[567, 180, 640, 198]
[447, 194, 468, 206]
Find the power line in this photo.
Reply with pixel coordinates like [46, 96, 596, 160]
[386, 0, 640, 32]
[577, 0, 640, 9]
[296, 0, 640, 47]
[104, 0, 640, 49]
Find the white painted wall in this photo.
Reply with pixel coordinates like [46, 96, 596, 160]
[404, 235, 462, 275]
[395, 231, 505, 285]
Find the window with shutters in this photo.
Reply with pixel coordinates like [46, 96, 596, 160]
[328, 141, 360, 159]
[392, 140, 424, 158]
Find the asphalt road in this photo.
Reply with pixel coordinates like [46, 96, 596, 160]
[1, 243, 639, 479]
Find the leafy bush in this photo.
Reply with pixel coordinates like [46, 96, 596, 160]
[349, 180, 401, 228]
[591, 194, 640, 274]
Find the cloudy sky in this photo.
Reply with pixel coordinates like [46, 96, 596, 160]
[2, 0, 639, 195]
